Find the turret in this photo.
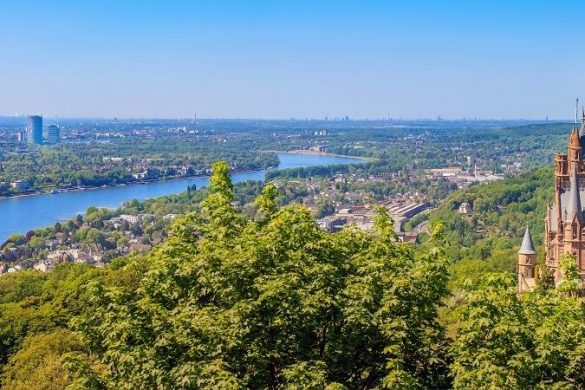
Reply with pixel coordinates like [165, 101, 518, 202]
[518, 227, 537, 293]
[579, 109, 585, 147]
[567, 167, 584, 226]
[569, 127, 582, 174]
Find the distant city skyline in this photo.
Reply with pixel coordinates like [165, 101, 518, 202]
[1, 1, 585, 119]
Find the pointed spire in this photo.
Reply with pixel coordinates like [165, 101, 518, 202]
[568, 167, 585, 224]
[570, 127, 582, 149]
[518, 227, 536, 255]
[579, 107, 585, 139]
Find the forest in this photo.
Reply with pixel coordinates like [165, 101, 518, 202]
[0, 162, 585, 389]
[0, 139, 278, 196]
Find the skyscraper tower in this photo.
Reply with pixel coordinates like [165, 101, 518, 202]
[27, 115, 43, 144]
[46, 124, 60, 144]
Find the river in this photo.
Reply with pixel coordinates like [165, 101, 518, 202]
[0, 153, 363, 242]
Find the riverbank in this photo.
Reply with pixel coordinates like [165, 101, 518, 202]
[0, 153, 365, 242]
[263, 149, 375, 161]
[0, 152, 368, 201]
[0, 165, 279, 202]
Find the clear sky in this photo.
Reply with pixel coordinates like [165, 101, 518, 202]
[0, 0, 584, 119]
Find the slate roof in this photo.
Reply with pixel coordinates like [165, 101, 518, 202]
[518, 227, 536, 255]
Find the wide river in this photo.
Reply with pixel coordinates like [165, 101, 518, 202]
[0, 153, 363, 242]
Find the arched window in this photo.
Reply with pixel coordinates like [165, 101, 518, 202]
[574, 224, 579, 239]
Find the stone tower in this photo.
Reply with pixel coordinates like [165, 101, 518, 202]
[519, 114, 585, 292]
[518, 227, 536, 293]
[544, 120, 585, 282]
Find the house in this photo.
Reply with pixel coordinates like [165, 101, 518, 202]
[34, 261, 54, 272]
[458, 202, 472, 214]
[10, 180, 31, 191]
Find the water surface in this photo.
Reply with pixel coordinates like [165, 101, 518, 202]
[0, 153, 362, 241]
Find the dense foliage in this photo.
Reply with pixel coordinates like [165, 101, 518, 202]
[4, 162, 585, 388]
[74, 162, 451, 388]
[426, 168, 553, 273]
[0, 140, 278, 195]
[451, 271, 585, 389]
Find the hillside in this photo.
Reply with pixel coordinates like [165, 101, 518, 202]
[1, 164, 585, 389]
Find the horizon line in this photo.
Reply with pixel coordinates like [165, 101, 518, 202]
[0, 115, 575, 123]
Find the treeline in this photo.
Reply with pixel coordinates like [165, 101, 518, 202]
[280, 122, 570, 173]
[265, 163, 353, 180]
[265, 159, 410, 181]
[0, 141, 278, 195]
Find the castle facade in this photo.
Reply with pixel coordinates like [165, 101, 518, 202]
[519, 118, 585, 292]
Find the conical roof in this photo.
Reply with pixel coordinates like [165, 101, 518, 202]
[579, 110, 585, 146]
[518, 227, 536, 255]
[570, 127, 582, 149]
[567, 167, 585, 224]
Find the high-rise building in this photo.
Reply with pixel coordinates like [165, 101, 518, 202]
[27, 115, 43, 144]
[46, 124, 60, 144]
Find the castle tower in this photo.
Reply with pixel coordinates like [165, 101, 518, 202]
[568, 128, 582, 174]
[579, 108, 585, 146]
[518, 227, 537, 293]
[542, 114, 585, 288]
[563, 167, 585, 270]
[523, 104, 585, 292]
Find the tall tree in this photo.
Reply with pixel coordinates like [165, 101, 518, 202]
[75, 161, 451, 389]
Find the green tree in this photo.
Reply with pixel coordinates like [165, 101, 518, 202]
[1, 330, 88, 390]
[254, 182, 278, 220]
[208, 161, 233, 201]
[451, 273, 535, 389]
[558, 255, 582, 297]
[74, 163, 451, 388]
[7, 234, 26, 246]
[535, 265, 555, 292]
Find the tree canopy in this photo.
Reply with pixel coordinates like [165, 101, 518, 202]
[73, 161, 451, 388]
[2, 163, 585, 389]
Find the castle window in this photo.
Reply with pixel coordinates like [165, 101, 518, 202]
[574, 224, 578, 239]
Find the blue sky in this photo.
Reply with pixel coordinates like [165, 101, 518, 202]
[0, 0, 584, 119]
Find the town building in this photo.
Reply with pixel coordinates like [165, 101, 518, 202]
[317, 200, 427, 235]
[10, 180, 31, 191]
[458, 202, 472, 214]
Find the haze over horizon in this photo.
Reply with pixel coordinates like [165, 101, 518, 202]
[1, 1, 584, 120]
